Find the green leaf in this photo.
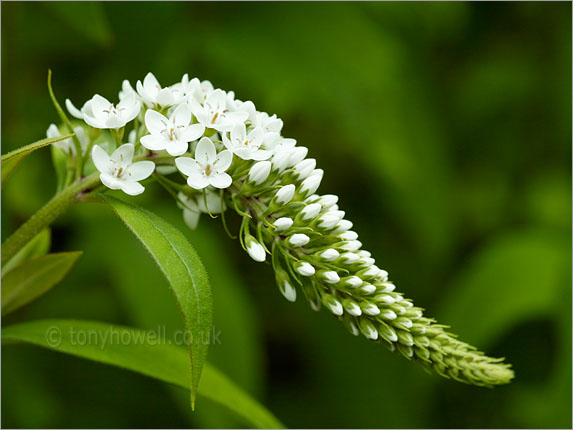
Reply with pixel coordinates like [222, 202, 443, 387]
[1, 134, 74, 188]
[1, 251, 82, 316]
[1, 320, 285, 429]
[99, 194, 213, 408]
[438, 230, 569, 347]
[2, 229, 51, 277]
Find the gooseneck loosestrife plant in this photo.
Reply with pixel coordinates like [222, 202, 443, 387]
[2, 72, 514, 423]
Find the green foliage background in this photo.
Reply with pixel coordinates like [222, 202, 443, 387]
[2, 2, 571, 428]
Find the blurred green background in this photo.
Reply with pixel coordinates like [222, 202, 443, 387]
[2, 2, 571, 428]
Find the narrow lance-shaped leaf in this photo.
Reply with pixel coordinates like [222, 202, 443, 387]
[1, 319, 285, 429]
[1, 251, 82, 316]
[99, 194, 213, 408]
[2, 228, 51, 277]
[1, 134, 74, 188]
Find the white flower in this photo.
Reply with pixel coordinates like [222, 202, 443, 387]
[288, 234, 310, 247]
[300, 174, 322, 196]
[317, 213, 342, 229]
[274, 184, 295, 205]
[140, 104, 205, 156]
[343, 276, 363, 288]
[136, 72, 176, 107]
[76, 94, 140, 129]
[340, 240, 362, 252]
[175, 137, 233, 189]
[339, 231, 359, 241]
[300, 202, 321, 220]
[318, 271, 340, 284]
[119, 80, 139, 102]
[333, 219, 353, 233]
[318, 194, 338, 209]
[247, 161, 271, 185]
[246, 236, 266, 262]
[222, 123, 271, 161]
[318, 249, 339, 261]
[340, 252, 360, 264]
[274, 217, 293, 231]
[253, 112, 283, 149]
[46, 124, 89, 156]
[190, 89, 248, 132]
[92, 144, 155, 196]
[178, 190, 224, 230]
[294, 261, 315, 277]
[288, 146, 308, 167]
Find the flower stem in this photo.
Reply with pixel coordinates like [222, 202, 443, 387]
[1, 172, 100, 266]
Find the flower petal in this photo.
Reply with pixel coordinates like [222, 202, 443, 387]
[180, 123, 205, 142]
[194, 137, 216, 164]
[120, 181, 145, 196]
[172, 103, 191, 127]
[209, 172, 232, 189]
[111, 143, 134, 165]
[165, 139, 189, 156]
[100, 172, 122, 190]
[65, 99, 83, 119]
[140, 134, 167, 151]
[213, 149, 233, 172]
[91, 145, 111, 173]
[126, 160, 155, 181]
[145, 109, 168, 135]
[175, 157, 201, 176]
[186, 172, 210, 189]
[183, 208, 200, 230]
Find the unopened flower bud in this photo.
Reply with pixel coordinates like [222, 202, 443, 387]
[294, 261, 315, 276]
[248, 161, 271, 185]
[322, 294, 343, 316]
[318, 270, 340, 284]
[300, 174, 322, 197]
[293, 158, 316, 179]
[317, 213, 340, 229]
[359, 283, 376, 294]
[318, 194, 338, 209]
[245, 236, 266, 262]
[300, 203, 322, 220]
[274, 217, 293, 231]
[342, 276, 363, 288]
[340, 240, 362, 252]
[342, 299, 362, 316]
[288, 233, 310, 247]
[361, 302, 380, 316]
[377, 322, 398, 343]
[339, 231, 358, 241]
[333, 219, 353, 233]
[288, 146, 308, 166]
[359, 318, 378, 340]
[340, 252, 360, 264]
[275, 184, 295, 205]
[318, 248, 339, 261]
[380, 309, 397, 320]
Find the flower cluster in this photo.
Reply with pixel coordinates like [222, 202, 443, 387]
[49, 73, 514, 386]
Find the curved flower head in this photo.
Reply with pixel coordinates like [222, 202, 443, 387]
[80, 94, 140, 129]
[136, 72, 176, 108]
[223, 123, 271, 161]
[92, 144, 155, 196]
[190, 89, 248, 132]
[140, 104, 204, 156]
[175, 137, 233, 189]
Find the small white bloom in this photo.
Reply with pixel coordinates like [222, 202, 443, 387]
[359, 319, 378, 340]
[175, 137, 233, 189]
[318, 271, 340, 284]
[288, 146, 308, 167]
[380, 309, 397, 320]
[293, 158, 316, 179]
[359, 284, 377, 294]
[254, 111, 283, 149]
[271, 149, 294, 172]
[246, 236, 266, 262]
[279, 280, 297, 302]
[333, 219, 353, 233]
[275, 184, 295, 205]
[323, 295, 343, 316]
[47, 124, 89, 156]
[248, 161, 272, 185]
[190, 89, 248, 132]
[318, 249, 339, 261]
[136, 72, 176, 107]
[340, 252, 360, 264]
[317, 213, 341, 229]
[79, 93, 140, 129]
[361, 265, 382, 278]
[300, 203, 322, 220]
[361, 303, 381, 316]
[92, 144, 155, 196]
[343, 276, 363, 288]
[360, 257, 376, 267]
[141, 104, 205, 156]
[222, 123, 271, 161]
[273, 217, 293, 231]
[300, 174, 322, 196]
[294, 261, 315, 277]
[343, 300, 362, 317]
[339, 231, 358, 241]
[119, 79, 139, 102]
[318, 194, 338, 209]
[340, 240, 362, 252]
[288, 234, 310, 247]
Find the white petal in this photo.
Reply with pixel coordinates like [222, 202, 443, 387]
[165, 139, 189, 156]
[180, 123, 205, 142]
[100, 173, 122, 190]
[186, 172, 210, 189]
[126, 160, 155, 181]
[120, 181, 145, 196]
[91, 145, 111, 173]
[65, 99, 83, 119]
[145, 109, 168, 135]
[143, 73, 160, 93]
[194, 137, 216, 164]
[175, 157, 201, 176]
[110, 144, 134, 165]
[183, 209, 200, 229]
[140, 134, 167, 151]
[213, 149, 233, 172]
[172, 103, 191, 127]
[209, 172, 232, 189]
[90, 94, 112, 117]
